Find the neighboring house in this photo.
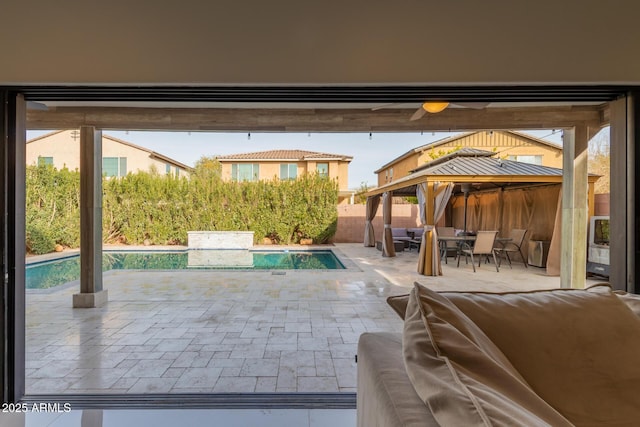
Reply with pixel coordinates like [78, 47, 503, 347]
[215, 149, 354, 204]
[374, 130, 563, 186]
[26, 130, 192, 177]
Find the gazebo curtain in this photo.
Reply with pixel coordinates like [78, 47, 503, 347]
[417, 182, 454, 276]
[449, 184, 561, 271]
[417, 184, 427, 225]
[381, 192, 396, 257]
[363, 194, 381, 247]
[546, 187, 563, 276]
[434, 183, 454, 225]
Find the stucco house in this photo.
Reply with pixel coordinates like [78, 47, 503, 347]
[26, 130, 192, 177]
[374, 130, 563, 186]
[215, 149, 355, 204]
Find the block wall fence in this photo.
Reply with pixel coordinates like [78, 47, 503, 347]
[333, 204, 420, 243]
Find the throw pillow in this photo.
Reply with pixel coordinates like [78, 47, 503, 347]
[403, 283, 571, 426]
[387, 294, 410, 319]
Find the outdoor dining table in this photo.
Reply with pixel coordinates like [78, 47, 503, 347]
[437, 235, 512, 264]
[438, 235, 513, 244]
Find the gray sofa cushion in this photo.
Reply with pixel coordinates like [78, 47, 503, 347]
[403, 283, 571, 426]
[391, 228, 411, 240]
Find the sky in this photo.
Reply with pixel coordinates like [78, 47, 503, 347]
[26, 129, 565, 189]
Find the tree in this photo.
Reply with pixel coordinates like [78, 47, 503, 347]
[354, 182, 371, 204]
[588, 128, 610, 194]
[192, 156, 223, 180]
[426, 146, 462, 160]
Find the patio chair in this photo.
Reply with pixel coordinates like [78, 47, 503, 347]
[437, 226, 459, 264]
[457, 230, 500, 272]
[495, 228, 528, 269]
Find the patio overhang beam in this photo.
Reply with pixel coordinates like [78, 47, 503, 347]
[26, 105, 605, 132]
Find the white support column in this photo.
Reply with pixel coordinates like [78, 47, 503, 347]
[560, 126, 588, 289]
[73, 126, 107, 308]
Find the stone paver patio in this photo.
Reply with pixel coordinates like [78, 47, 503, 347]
[25, 243, 601, 394]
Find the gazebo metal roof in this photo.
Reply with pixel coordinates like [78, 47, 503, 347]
[366, 150, 598, 197]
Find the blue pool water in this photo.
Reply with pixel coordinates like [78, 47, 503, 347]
[26, 250, 345, 289]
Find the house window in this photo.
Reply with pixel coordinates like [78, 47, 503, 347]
[507, 155, 543, 165]
[37, 156, 53, 166]
[316, 163, 329, 177]
[103, 157, 127, 177]
[166, 163, 171, 174]
[231, 163, 260, 181]
[389, 167, 394, 182]
[280, 163, 298, 180]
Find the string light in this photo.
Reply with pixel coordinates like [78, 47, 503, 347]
[369, 132, 372, 140]
[248, 132, 251, 140]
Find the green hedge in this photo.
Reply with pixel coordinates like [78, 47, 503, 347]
[26, 165, 338, 253]
[26, 165, 81, 254]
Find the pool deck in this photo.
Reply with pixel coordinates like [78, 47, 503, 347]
[25, 243, 604, 395]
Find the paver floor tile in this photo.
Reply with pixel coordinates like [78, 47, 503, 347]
[25, 243, 576, 393]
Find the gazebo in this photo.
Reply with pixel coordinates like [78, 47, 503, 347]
[364, 149, 599, 276]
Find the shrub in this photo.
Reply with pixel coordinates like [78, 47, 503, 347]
[27, 165, 339, 253]
[26, 164, 81, 252]
[26, 225, 56, 254]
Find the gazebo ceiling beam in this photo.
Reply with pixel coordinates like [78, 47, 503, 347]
[26, 105, 605, 132]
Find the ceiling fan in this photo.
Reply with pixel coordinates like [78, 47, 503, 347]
[26, 101, 48, 111]
[373, 101, 490, 121]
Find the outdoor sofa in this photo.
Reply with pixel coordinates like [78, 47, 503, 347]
[357, 283, 640, 426]
[391, 227, 425, 242]
[391, 228, 413, 244]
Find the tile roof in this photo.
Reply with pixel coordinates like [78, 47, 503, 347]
[216, 149, 352, 161]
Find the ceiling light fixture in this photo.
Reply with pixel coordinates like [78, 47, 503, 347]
[422, 101, 450, 114]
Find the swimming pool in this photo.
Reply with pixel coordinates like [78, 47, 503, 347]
[26, 250, 345, 289]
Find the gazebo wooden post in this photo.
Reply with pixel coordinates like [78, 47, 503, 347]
[418, 182, 437, 275]
[425, 182, 436, 273]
